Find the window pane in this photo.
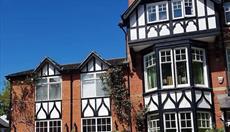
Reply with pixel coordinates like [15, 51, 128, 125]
[36, 84, 48, 101]
[147, 66, 157, 89]
[193, 62, 204, 84]
[96, 79, 106, 97]
[185, 0, 193, 15]
[49, 83, 61, 100]
[148, 114, 160, 132]
[173, 1, 182, 18]
[82, 80, 95, 98]
[148, 6, 156, 22]
[226, 12, 230, 23]
[159, 4, 167, 20]
[162, 63, 173, 86]
[177, 61, 188, 84]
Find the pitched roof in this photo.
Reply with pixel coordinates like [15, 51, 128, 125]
[6, 53, 126, 79]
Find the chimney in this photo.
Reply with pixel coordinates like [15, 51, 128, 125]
[128, 0, 135, 6]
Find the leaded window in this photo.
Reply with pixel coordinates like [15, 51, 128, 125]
[144, 52, 157, 91]
[36, 76, 61, 101]
[192, 48, 207, 86]
[148, 114, 160, 132]
[82, 118, 111, 132]
[197, 112, 212, 131]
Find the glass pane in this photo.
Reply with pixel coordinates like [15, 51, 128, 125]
[226, 11, 230, 23]
[173, 1, 182, 18]
[162, 63, 173, 86]
[49, 83, 61, 100]
[193, 62, 204, 84]
[185, 7, 192, 15]
[176, 61, 188, 84]
[147, 66, 157, 89]
[96, 79, 106, 97]
[148, 6, 156, 22]
[159, 12, 167, 20]
[49, 77, 60, 83]
[36, 84, 48, 101]
[82, 80, 95, 98]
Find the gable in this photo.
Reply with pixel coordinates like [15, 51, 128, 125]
[81, 56, 109, 73]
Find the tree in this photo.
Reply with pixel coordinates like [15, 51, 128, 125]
[0, 80, 10, 116]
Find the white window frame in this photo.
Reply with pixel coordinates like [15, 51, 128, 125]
[35, 76, 62, 101]
[192, 47, 208, 87]
[81, 71, 107, 98]
[81, 117, 112, 132]
[164, 113, 178, 132]
[174, 47, 190, 87]
[224, 2, 230, 25]
[147, 114, 160, 132]
[160, 49, 175, 89]
[144, 52, 157, 92]
[179, 112, 193, 132]
[147, 1, 169, 23]
[172, 0, 195, 19]
[197, 112, 212, 130]
[35, 120, 62, 132]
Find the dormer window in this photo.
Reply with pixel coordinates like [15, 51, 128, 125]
[172, 0, 194, 19]
[147, 2, 168, 23]
[224, 3, 230, 25]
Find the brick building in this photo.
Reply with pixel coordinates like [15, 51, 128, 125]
[5, 0, 230, 132]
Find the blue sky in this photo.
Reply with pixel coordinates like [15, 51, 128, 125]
[0, 0, 127, 91]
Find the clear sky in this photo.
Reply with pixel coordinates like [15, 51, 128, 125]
[0, 0, 128, 91]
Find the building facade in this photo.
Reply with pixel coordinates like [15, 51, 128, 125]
[5, 0, 230, 132]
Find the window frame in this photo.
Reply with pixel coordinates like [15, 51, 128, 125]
[147, 1, 169, 23]
[191, 47, 208, 87]
[197, 112, 212, 130]
[35, 120, 62, 132]
[159, 49, 175, 89]
[224, 2, 230, 25]
[144, 52, 157, 92]
[81, 117, 112, 132]
[179, 112, 193, 132]
[81, 71, 107, 98]
[35, 76, 62, 101]
[147, 114, 160, 132]
[174, 47, 190, 87]
[171, 0, 195, 19]
[164, 112, 178, 132]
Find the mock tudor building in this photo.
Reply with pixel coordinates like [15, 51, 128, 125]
[5, 0, 230, 132]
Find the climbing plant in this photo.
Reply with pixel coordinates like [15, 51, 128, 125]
[101, 66, 131, 125]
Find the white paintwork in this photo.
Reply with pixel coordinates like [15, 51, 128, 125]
[186, 21, 197, 32]
[90, 99, 95, 109]
[173, 23, 184, 34]
[159, 24, 170, 36]
[138, 5, 145, 26]
[197, 0, 205, 17]
[208, 17, 216, 29]
[36, 101, 61, 119]
[198, 98, 211, 108]
[162, 93, 176, 109]
[144, 94, 159, 111]
[37, 107, 46, 119]
[50, 106, 60, 118]
[204, 92, 212, 104]
[179, 97, 191, 108]
[130, 12, 137, 27]
[199, 18, 207, 30]
[49, 65, 54, 75]
[82, 100, 87, 110]
[207, 0, 215, 15]
[98, 105, 109, 116]
[42, 64, 48, 76]
[36, 102, 48, 119]
[84, 106, 94, 117]
[195, 91, 202, 102]
[36, 103, 41, 113]
[95, 59, 102, 71]
[82, 67, 87, 72]
[104, 98, 110, 110]
[130, 29, 137, 40]
[96, 98, 102, 109]
[148, 26, 158, 38]
[88, 60, 94, 71]
[152, 94, 158, 105]
[139, 27, 146, 39]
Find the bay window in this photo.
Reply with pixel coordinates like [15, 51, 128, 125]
[144, 52, 157, 91]
[81, 72, 107, 98]
[192, 48, 207, 87]
[147, 114, 160, 132]
[197, 112, 212, 131]
[224, 3, 230, 24]
[36, 76, 61, 101]
[147, 2, 168, 23]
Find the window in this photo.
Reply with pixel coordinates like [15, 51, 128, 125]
[192, 48, 207, 87]
[179, 112, 193, 132]
[144, 52, 157, 91]
[147, 114, 160, 132]
[172, 1, 183, 18]
[36, 120, 61, 132]
[82, 117, 111, 132]
[197, 112, 212, 131]
[172, 0, 194, 19]
[164, 113, 177, 132]
[224, 3, 230, 24]
[160, 49, 174, 88]
[81, 72, 107, 98]
[174, 48, 189, 86]
[36, 76, 61, 101]
[147, 2, 168, 23]
[226, 48, 230, 87]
